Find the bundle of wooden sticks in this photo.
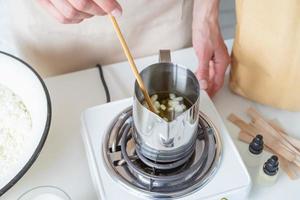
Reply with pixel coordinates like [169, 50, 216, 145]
[228, 108, 300, 180]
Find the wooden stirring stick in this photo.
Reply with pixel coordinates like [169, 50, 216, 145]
[108, 14, 155, 112]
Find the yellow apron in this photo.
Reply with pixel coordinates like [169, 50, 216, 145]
[230, 0, 300, 111]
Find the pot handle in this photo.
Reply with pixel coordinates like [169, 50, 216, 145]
[159, 49, 171, 63]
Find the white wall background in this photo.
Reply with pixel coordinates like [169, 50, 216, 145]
[220, 0, 236, 39]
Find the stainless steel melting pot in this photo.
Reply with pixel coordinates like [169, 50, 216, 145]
[133, 50, 200, 162]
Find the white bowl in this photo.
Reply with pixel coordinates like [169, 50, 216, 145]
[0, 51, 51, 195]
[18, 186, 71, 200]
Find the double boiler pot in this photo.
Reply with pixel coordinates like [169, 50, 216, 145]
[133, 50, 200, 163]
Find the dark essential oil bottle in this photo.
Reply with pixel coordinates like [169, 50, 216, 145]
[245, 134, 264, 167]
[257, 155, 279, 185]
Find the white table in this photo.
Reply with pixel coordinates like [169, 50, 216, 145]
[2, 39, 300, 200]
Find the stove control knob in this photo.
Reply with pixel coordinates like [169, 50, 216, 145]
[221, 198, 228, 200]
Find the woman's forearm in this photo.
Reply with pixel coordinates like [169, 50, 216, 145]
[193, 0, 220, 29]
[192, 0, 230, 97]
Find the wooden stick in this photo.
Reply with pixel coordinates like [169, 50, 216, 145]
[238, 131, 299, 180]
[268, 119, 285, 132]
[228, 114, 260, 135]
[239, 131, 273, 153]
[252, 120, 300, 155]
[280, 157, 300, 180]
[228, 114, 297, 163]
[108, 15, 155, 112]
[238, 130, 254, 143]
[247, 108, 300, 157]
[269, 120, 300, 151]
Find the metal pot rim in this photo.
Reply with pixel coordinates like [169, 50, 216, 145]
[134, 62, 200, 123]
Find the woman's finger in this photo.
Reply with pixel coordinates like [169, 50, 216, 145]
[195, 49, 213, 90]
[93, 0, 122, 16]
[38, 0, 83, 23]
[207, 60, 216, 96]
[211, 64, 226, 96]
[196, 70, 209, 90]
[68, 0, 106, 15]
[49, 0, 93, 20]
[211, 47, 230, 95]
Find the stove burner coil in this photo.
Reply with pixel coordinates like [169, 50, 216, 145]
[120, 123, 210, 191]
[102, 107, 222, 198]
[134, 144, 194, 170]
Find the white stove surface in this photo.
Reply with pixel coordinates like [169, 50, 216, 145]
[81, 91, 251, 200]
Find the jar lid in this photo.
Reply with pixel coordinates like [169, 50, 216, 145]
[249, 134, 264, 154]
[263, 155, 279, 176]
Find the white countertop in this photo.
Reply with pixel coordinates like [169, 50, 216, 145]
[2, 39, 300, 200]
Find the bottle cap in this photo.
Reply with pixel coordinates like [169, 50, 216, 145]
[263, 155, 279, 176]
[249, 134, 264, 154]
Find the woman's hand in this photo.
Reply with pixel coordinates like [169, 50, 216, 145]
[37, 0, 122, 23]
[193, 0, 230, 97]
